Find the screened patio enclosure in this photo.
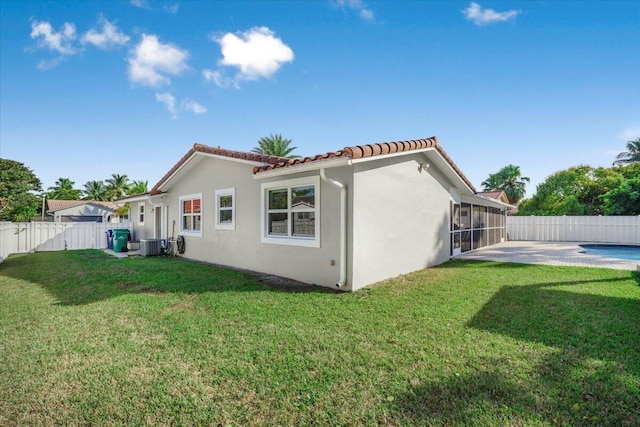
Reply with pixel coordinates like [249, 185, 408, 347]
[451, 202, 506, 256]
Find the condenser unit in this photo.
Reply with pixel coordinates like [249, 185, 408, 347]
[140, 239, 162, 256]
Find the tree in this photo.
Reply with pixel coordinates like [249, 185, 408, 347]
[83, 180, 108, 201]
[481, 164, 530, 204]
[105, 174, 130, 201]
[251, 134, 300, 158]
[128, 180, 148, 195]
[613, 137, 640, 165]
[518, 166, 595, 216]
[600, 177, 640, 215]
[517, 163, 640, 216]
[47, 177, 82, 200]
[0, 158, 43, 221]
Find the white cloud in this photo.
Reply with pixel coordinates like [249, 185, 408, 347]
[81, 17, 129, 49]
[127, 34, 189, 87]
[164, 3, 180, 14]
[208, 26, 294, 87]
[130, 0, 150, 9]
[155, 92, 177, 117]
[335, 0, 375, 23]
[182, 99, 206, 115]
[36, 58, 63, 70]
[155, 92, 206, 118]
[30, 20, 77, 55]
[202, 69, 237, 89]
[463, 2, 520, 26]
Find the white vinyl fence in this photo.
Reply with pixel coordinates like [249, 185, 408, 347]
[0, 221, 133, 263]
[507, 216, 640, 244]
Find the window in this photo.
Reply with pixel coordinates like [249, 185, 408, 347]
[138, 203, 145, 225]
[261, 176, 320, 247]
[179, 194, 202, 236]
[215, 188, 235, 230]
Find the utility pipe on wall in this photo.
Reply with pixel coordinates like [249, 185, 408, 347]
[319, 169, 347, 288]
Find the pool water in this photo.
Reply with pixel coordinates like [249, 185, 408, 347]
[579, 244, 640, 261]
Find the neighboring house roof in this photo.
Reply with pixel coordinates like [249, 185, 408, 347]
[150, 144, 288, 194]
[477, 190, 510, 204]
[47, 199, 118, 212]
[475, 190, 514, 209]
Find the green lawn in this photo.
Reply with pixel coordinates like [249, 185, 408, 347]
[1, 250, 639, 426]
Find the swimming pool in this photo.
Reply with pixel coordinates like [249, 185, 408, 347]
[579, 244, 640, 261]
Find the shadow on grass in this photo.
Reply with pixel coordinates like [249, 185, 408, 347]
[396, 351, 639, 426]
[0, 250, 337, 306]
[394, 275, 640, 425]
[466, 279, 640, 371]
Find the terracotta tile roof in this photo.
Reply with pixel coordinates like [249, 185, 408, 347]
[47, 199, 118, 212]
[150, 143, 288, 194]
[252, 136, 477, 192]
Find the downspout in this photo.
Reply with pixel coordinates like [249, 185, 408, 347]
[320, 169, 347, 288]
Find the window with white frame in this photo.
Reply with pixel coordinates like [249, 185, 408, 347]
[261, 176, 320, 247]
[138, 203, 145, 225]
[215, 188, 235, 230]
[179, 194, 202, 236]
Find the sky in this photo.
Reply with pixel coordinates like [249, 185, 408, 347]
[1, 0, 639, 197]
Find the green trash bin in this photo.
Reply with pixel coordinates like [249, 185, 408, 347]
[112, 229, 130, 253]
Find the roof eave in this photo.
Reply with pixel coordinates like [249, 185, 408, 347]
[253, 157, 352, 179]
[114, 193, 152, 204]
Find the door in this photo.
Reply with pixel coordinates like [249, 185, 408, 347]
[451, 202, 461, 256]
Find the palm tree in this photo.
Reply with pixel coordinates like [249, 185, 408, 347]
[128, 180, 148, 195]
[481, 164, 530, 205]
[47, 177, 82, 200]
[613, 138, 640, 165]
[83, 180, 108, 201]
[105, 174, 130, 201]
[251, 134, 300, 158]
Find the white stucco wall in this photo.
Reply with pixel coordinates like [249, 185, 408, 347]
[158, 156, 350, 289]
[131, 200, 156, 240]
[349, 154, 454, 290]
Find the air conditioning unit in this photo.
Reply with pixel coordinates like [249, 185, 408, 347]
[140, 239, 162, 256]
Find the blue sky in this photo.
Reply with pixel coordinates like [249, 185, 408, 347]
[1, 0, 639, 196]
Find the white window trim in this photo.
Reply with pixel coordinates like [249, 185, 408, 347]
[260, 176, 320, 248]
[179, 193, 203, 237]
[215, 188, 235, 230]
[138, 202, 145, 225]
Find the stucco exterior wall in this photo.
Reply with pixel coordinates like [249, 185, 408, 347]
[160, 156, 351, 289]
[131, 200, 156, 241]
[349, 154, 453, 290]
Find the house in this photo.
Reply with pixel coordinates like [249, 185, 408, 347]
[477, 190, 510, 205]
[46, 200, 121, 223]
[119, 137, 512, 291]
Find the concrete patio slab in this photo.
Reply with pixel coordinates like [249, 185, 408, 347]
[453, 241, 639, 271]
[104, 249, 140, 258]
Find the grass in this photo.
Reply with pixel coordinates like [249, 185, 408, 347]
[1, 250, 639, 426]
